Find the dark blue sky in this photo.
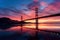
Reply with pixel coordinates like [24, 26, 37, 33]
[0, 0, 54, 10]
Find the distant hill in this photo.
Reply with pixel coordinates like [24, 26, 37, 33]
[0, 17, 20, 29]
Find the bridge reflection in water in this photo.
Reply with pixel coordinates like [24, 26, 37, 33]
[7, 23, 60, 40]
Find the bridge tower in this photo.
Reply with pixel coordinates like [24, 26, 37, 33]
[20, 16, 23, 34]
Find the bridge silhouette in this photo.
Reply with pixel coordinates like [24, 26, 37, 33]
[1, 6, 60, 40]
[0, 0, 60, 39]
[19, 7, 60, 40]
[2, 6, 60, 40]
[0, 0, 60, 40]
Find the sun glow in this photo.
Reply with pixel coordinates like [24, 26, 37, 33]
[25, 19, 60, 23]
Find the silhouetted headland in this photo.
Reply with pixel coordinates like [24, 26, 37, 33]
[0, 17, 20, 29]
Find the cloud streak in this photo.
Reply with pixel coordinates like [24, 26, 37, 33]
[0, 0, 60, 21]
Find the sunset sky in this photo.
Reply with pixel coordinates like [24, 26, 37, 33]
[0, 0, 60, 32]
[0, 0, 60, 22]
[0, 0, 60, 39]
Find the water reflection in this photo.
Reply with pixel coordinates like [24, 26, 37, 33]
[1, 24, 60, 40]
[7, 23, 60, 33]
[24, 24, 60, 29]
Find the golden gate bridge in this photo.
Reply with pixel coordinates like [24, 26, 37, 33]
[1, 0, 60, 40]
[18, 0, 60, 39]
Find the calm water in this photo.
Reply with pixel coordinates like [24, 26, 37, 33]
[24, 24, 60, 31]
[1, 24, 60, 40]
[8, 24, 60, 33]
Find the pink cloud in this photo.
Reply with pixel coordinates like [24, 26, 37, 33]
[40, 2, 48, 7]
[41, 2, 60, 14]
